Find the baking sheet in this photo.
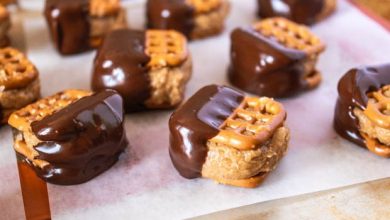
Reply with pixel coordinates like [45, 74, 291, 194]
[1, 0, 390, 219]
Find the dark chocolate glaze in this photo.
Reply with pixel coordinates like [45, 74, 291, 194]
[44, 0, 90, 55]
[228, 27, 309, 98]
[146, 0, 195, 39]
[169, 85, 244, 178]
[92, 29, 151, 113]
[334, 64, 390, 147]
[257, 0, 325, 25]
[28, 90, 128, 185]
[0, 103, 3, 124]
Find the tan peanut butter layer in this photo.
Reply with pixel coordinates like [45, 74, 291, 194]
[90, 0, 121, 17]
[208, 97, 286, 150]
[8, 90, 92, 168]
[0, 48, 38, 90]
[186, 0, 222, 14]
[145, 30, 188, 69]
[364, 85, 390, 129]
[254, 17, 325, 54]
[360, 85, 390, 157]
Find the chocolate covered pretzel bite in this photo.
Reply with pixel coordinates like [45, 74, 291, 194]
[169, 85, 289, 188]
[257, 0, 337, 25]
[44, 0, 127, 55]
[334, 64, 390, 158]
[92, 29, 192, 112]
[8, 89, 128, 185]
[0, 47, 40, 124]
[146, 0, 230, 40]
[229, 17, 325, 98]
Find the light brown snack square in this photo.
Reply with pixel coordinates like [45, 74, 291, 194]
[0, 47, 40, 124]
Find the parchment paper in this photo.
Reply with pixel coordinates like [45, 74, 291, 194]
[1, 0, 390, 219]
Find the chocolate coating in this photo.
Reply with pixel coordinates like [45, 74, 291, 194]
[92, 29, 151, 112]
[257, 0, 325, 25]
[44, 0, 90, 55]
[334, 64, 390, 147]
[26, 90, 128, 185]
[169, 85, 244, 178]
[146, 0, 195, 39]
[228, 27, 308, 98]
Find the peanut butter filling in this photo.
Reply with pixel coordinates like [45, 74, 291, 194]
[356, 85, 390, 157]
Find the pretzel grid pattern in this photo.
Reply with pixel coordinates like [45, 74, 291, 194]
[0, 48, 38, 90]
[9, 90, 91, 131]
[186, 0, 222, 14]
[364, 85, 390, 129]
[145, 30, 188, 69]
[90, 0, 121, 17]
[254, 18, 325, 54]
[209, 97, 286, 150]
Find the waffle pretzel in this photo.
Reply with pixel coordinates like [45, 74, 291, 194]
[254, 17, 325, 54]
[364, 85, 390, 129]
[8, 90, 92, 132]
[0, 48, 38, 90]
[186, 0, 222, 14]
[145, 30, 188, 69]
[209, 97, 286, 150]
[90, 0, 121, 17]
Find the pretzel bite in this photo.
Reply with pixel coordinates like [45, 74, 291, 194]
[8, 89, 128, 185]
[169, 85, 289, 188]
[44, 0, 127, 55]
[229, 17, 325, 98]
[146, 0, 230, 40]
[92, 29, 192, 112]
[257, 0, 337, 25]
[334, 64, 390, 158]
[0, 47, 40, 124]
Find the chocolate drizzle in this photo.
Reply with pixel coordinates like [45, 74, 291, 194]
[44, 0, 90, 55]
[28, 90, 128, 185]
[257, 0, 325, 25]
[169, 85, 244, 178]
[16, 153, 51, 220]
[146, 0, 195, 39]
[334, 64, 390, 147]
[92, 29, 151, 112]
[228, 27, 308, 98]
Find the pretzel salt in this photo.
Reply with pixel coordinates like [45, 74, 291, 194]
[209, 97, 286, 150]
[186, 0, 222, 14]
[145, 30, 188, 69]
[0, 48, 38, 90]
[8, 90, 91, 132]
[254, 17, 325, 54]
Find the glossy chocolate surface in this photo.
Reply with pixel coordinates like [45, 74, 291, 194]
[257, 0, 325, 25]
[169, 85, 244, 178]
[334, 64, 390, 147]
[26, 90, 128, 185]
[228, 27, 308, 98]
[44, 0, 90, 55]
[92, 29, 151, 112]
[146, 0, 195, 39]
